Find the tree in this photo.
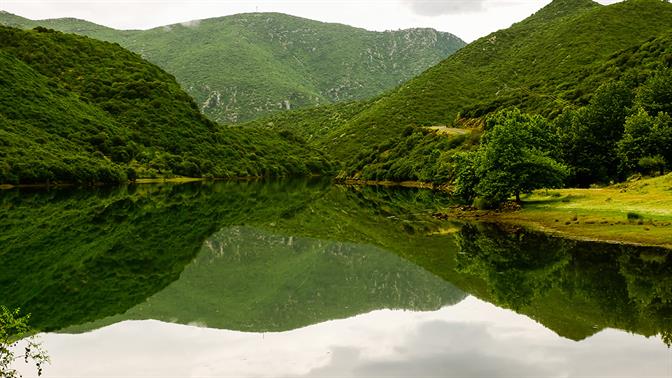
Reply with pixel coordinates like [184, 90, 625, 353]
[0, 307, 49, 377]
[617, 108, 672, 175]
[556, 81, 634, 185]
[636, 68, 672, 116]
[454, 108, 568, 206]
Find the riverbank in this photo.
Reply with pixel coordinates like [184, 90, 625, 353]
[436, 174, 672, 249]
[339, 179, 452, 191]
[0, 177, 208, 190]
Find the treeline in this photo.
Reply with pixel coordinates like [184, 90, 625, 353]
[454, 67, 672, 206]
[0, 26, 331, 185]
[341, 66, 672, 207]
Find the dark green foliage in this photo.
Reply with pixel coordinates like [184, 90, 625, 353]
[618, 109, 672, 174]
[454, 109, 568, 205]
[336, 62, 671, 191]
[556, 80, 634, 185]
[338, 129, 476, 183]
[0, 12, 465, 123]
[455, 222, 672, 343]
[0, 26, 332, 184]
[627, 212, 643, 220]
[636, 67, 672, 116]
[238, 1, 672, 170]
[638, 155, 667, 175]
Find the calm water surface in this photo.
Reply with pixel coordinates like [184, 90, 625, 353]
[1, 180, 670, 377]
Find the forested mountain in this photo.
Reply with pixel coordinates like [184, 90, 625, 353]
[247, 0, 672, 164]
[0, 26, 330, 184]
[0, 11, 465, 123]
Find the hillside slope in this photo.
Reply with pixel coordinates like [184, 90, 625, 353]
[0, 26, 330, 184]
[248, 0, 672, 162]
[0, 11, 465, 123]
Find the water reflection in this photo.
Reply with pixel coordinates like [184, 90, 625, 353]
[455, 223, 672, 344]
[22, 298, 670, 378]
[63, 226, 465, 333]
[1, 180, 671, 377]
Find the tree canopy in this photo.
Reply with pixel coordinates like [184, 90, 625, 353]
[454, 109, 568, 206]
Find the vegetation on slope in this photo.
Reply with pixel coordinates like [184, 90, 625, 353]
[243, 0, 672, 167]
[0, 11, 465, 123]
[342, 34, 672, 196]
[338, 0, 672, 152]
[0, 26, 331, 184]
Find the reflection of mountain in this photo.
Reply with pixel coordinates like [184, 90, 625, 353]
[1, 181, 670, 345]
[63, 226, 465, 333]
[253, 186, 672, 345]
[0, 180, 329, 331]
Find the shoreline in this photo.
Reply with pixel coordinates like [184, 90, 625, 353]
[0, 177, 208, 190]
[338, 178, 452, 191]
[5, 174, 671, 249]
[0, 175, 296, 190]
[345, 175, 672, 250]
[436, 208, 672, 250]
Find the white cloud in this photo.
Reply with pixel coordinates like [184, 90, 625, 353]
[402, 0, 488, 16]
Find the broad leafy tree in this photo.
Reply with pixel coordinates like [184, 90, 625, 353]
[617, 108, 672, 175]
[556, 81, 634, 185]
[454, 108, 568, 206]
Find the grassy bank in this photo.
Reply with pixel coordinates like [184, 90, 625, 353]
[442, 174, 672, 249]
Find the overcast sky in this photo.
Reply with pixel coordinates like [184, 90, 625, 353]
[1, 0, 623, 42]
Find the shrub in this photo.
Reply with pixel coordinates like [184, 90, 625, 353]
[627, 212, 642, 220]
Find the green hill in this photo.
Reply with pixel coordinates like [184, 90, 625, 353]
[246, 0, 672, 163]
[0, 26, 331, 184]
[0, 11, 465, 123]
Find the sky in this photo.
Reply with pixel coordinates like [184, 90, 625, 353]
[0, 0, 624, 42]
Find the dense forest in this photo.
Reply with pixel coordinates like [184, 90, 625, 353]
[0, 26, 331, 184]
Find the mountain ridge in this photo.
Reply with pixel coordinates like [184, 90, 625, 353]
[0, 11, 466, 123]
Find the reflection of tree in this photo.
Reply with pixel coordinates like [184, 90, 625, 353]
[455, 223, 571, 310]
[455, 222, 672, 345]
[618, 252, 672, 347]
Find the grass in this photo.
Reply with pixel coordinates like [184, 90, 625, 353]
[496, 174, 672, 248]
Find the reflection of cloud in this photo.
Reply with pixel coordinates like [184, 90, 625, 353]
[295, 320, 555, 378]
[24, 298, 670, 378]
[401, 0, 488, 16]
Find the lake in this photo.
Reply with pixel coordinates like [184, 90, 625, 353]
[1, 180, 670, 377]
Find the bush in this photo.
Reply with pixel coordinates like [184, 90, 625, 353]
[627, 212, 642, 220]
